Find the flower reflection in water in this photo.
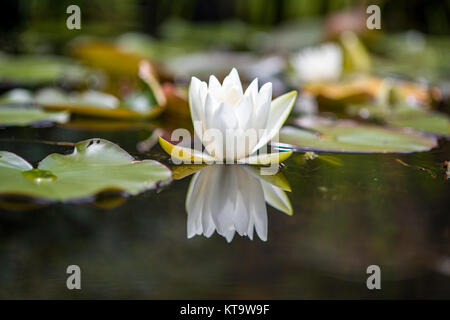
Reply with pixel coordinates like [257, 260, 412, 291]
[184, 164, 292, 242]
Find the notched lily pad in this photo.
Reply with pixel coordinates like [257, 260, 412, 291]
[0, 139, 172, 201]
[279, 116, 437, 153]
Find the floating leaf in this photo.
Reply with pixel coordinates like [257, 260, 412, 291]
[0, 139, 172, 201]
[70, 40, 144, 76]
[347, 104, 450, 136]
[303, 76, 438, 107]
[0, 53, 91, 85]
[0, 62, 166, 120]
[0, 105, 69, 127]
[116, 32, 203, 62]
[279, 116, 437, 153]
[386, 110, 450, 137]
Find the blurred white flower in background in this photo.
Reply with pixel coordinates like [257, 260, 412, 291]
[291, 43, 343, 83]
[186, 165, 292, 242]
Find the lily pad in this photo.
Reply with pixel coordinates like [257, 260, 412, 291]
[303, 76, 438, 107]
[0, 105, 69, 127]
[0, 139, 172, 201]
[0, 62, 166, 120]
[0, 53, 91, 86]
[347, 104, 450, 136]
[387, 112, 450, 137]
[70, 40, 144, 76]
[279, 116, 437, 153]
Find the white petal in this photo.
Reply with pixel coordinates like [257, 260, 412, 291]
[189, 77, 207, 140]
[234, 95, 253, 130]
[244, 78, 258, 106]
[251, 91, 297, 154]
[189, 78, 202, 120]
[222, 68, 243, 95]
[208, 75, 222, 98]
[211, 102, 238, 136]
[204, 93, 218, 131]
[257, 82, 273, 108]
[253, 82, 272, 131]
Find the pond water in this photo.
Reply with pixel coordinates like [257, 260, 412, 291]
[0, 124, 449, 299]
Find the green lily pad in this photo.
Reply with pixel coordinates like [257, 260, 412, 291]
[0, 97, 69, 127]
[387, 113, 450, 136]
[0, 53, 91, 85]
[0, 139, 172, 201]
[0, 77, 165, 120]
[279, 116, 437, 153]
[347, 104, 450, 136]
[387, 112, 450, 136]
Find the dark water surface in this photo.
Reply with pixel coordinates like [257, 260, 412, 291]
[0, 124, 449, 299]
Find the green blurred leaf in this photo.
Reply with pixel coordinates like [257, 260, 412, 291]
[347, 104, 450, 136]
[0, 61, 166, 120]
[0, 53, 91, 85]
[387, 109, 450, 136]
[0, 106, 69, 127]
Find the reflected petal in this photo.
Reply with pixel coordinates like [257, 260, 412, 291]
[261, 180, 293, 216]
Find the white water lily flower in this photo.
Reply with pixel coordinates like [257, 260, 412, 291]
[186, 165, 292, 242]
[159, 68, 297, 165]
[291, 43, 342, 83]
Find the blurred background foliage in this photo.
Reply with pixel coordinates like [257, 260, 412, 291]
[1, 0, 449, 54]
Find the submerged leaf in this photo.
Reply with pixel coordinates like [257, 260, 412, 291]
[0, 139, 172, 201]
[279, 116, 437, 153]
